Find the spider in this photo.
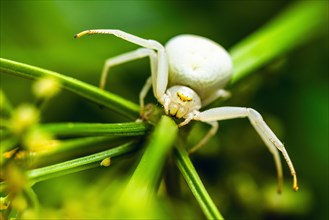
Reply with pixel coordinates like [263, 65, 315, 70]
[74, 29, 298, 192]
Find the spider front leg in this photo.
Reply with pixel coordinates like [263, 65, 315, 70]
[201, 89, 231, 107]
[177, 112, 219, 154]
[75, 29, 169, 100]
[96, 48, 157, 111]
[99, 48, 156, 89]
[188, 121, 219, 154]
[193, 106, 298, 193]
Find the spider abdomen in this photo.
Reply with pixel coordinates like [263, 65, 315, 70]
[165, 34, 233, 100]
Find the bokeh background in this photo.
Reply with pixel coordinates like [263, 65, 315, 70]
[1, 1, 328, 219]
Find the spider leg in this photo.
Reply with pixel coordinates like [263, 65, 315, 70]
[97, 48, 157, 111]
[75, 29, 168, 100]
[188, 121, 218, 154]
[194, 106, 298, 192]
[202, 89, 231, 107]
[178, 112, 218, 154]
[139, 76, 152, 110]
[99, 48, 155, 88]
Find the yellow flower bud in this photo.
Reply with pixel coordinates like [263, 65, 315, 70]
[32, 76, 60, 99]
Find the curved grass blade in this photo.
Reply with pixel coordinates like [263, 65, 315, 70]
[32, 136, 135, 167]
[0, 58, 140, 119]
[230, 1, 327, 83]
[39, 122, 150, 137]
[126, 115, 178, 195]
[110, 116, 178, 219]
[174, 146, 224, 220]
[27, 141, 137, 185]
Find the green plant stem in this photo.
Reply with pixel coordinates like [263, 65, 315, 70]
[0, 90, 14, 116]
[23, 187, 40, 211]
[33, 136, 133, 167]
[126, 116, 178, 195]
[110, 116, 178, 218]
[174, 146, 223, 220]
[46, 136, 127, 154]
[27, 141, 136, 185]
[230, 1, 327, 83]
[0, 136, 18, 154]
[0, 58, 140, 119]
[39, 122, 149, 137]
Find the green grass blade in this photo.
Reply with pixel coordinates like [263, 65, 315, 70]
[39, 122, 150, 137]
[28, 141, 136, 184]
[126, 115, 178, 194]
[33, 136, 134, 167]
[0, 58, 140, 119]
[109, 116, 178, 219]
[0, 90, 14, 116]
[174, 146, 224, 220]
[230, 1, 327, 83]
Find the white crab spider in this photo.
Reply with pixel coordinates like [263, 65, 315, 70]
[75, 29, 298, 192]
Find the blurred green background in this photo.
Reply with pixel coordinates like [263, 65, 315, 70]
[1, 1, 328, 219]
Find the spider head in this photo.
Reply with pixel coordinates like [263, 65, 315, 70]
[161, 85, 201, 119]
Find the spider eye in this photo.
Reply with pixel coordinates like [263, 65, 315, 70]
[176, 91, 193, 102]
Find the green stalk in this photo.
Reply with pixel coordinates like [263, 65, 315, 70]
[174, 146, 224, 220]
[32, 136, 133, 166]
[0, 90, 14, 116]
[39, 122, 150, 137]
[0, 58, 140, 119]
[110, 116, 178, 219]
[126, 115, 178, 195]
[230, 1, 327, 83]
[23, 187, 40, 211]
[27, 141, 136, 185]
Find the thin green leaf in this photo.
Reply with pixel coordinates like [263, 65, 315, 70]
[28, 141, 136, 184]
[109, 116, 178, 219]
[38, 122, 150, 137]
[174, 146, 223, 220]
[33, 136, 134, 167]
[230, 1, 327, 83]
[23, 187, 40, 211]
[126, 115, 178, 196]
[0, 58, 140, 119]
[0, 136, 18, 155]
[0, 90, 14, 116]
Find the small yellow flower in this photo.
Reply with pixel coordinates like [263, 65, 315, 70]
[9, 104, 39, 135]
[23, 128, 60, 153]
[32, 76, 60, 99]
[0, 196, 10, 210]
